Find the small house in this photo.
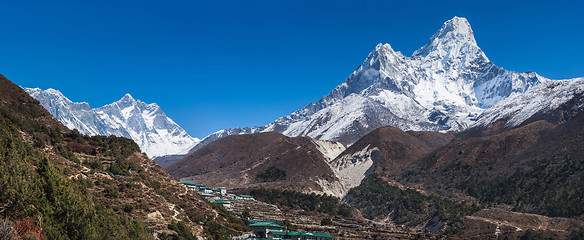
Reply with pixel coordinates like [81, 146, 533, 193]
[200, 193, 218, 200]
[180, 181, 198, 191]
[267, 229, 334, 240]
[212, 199, 231, 209]
[212, 187, 227, 195]
[247, 220, 283, 238]
[195, 185, 213, 194]
[239, 195, 254, 200]
[180, 181, 197, 186]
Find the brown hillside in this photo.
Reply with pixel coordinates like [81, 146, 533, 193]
[0, 74, 242, 239]
[396, 100, 584, 221]
[166, 131, 339, 192]
[333, 126, 454, 178]
[338, 108, 584, 236]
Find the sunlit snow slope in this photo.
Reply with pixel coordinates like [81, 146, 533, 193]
[474, 77, 584, 128]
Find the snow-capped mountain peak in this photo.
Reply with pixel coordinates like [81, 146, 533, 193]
[190, 16, 548, 149]
[119, 93, 136, 103]
[414, 16, 483, 59]
[426, 16, 475, 45]
[24, 87, 200, 159]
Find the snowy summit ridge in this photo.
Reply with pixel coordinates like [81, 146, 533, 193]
[24, 88, 199, 159]
[193, 16, 547, 147]
[414, 16, 481, 58]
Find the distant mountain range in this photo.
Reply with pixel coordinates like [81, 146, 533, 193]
[24, 88, 199, 159]
[25, 17, 583, 166]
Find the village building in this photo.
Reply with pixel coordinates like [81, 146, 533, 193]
[179, 181, 334, 239]
[200, 193, 218, 200]
[246, 220, 333, 239]
[247, 220, 284, 238]
[179, 181, 198, 191]
[212, 199, 232, 209]
[195, 185, 213, 194]
[212, 187, 227, 195]
[239, 195, 254, 200]
[266, 229, 334, 240]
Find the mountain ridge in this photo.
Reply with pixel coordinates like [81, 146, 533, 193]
[24, 87, 199, 159]
[166, 131, 344, 195]
[189, 16, 547, 154]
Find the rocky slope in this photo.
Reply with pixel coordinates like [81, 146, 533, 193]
[24, 88, 199, 159]
[329, 127, 453, 197]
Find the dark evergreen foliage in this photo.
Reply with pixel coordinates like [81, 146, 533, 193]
[246, 188, 353, 217]
[320, 218, 333, 226]
[256, 166, 287, 182]
[459, 155, 584, 219]
[0, 109, 153, 239]
[346, 174, 481, 228]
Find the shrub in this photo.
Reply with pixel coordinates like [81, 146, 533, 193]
[283, 219, 297, 231]
[15, 218, 46, 240]
[66, 141, 97, 155]
[247, 188, 353, 217]
[123, 204, 134, 213]
[0, 218, 16, 240]
[168, 221, 196, 240]
[256, 166, 286, 182]
[85, 159, 103, 170]
[320, 218, 333, 226]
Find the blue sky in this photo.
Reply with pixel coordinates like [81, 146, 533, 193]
[1, 0, 583, 138]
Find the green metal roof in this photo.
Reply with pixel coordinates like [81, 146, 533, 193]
[239, 195, 253, 198]
[302, 232, 334, 238]
[180, 181, 196, 186]
[268, 230, 333, 238]
[269, 230, 299, 236]
[247, 220, 283, 228]
[213, 201, 231, 204]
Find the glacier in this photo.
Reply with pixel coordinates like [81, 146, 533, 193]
[24, 88, 200, 159]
